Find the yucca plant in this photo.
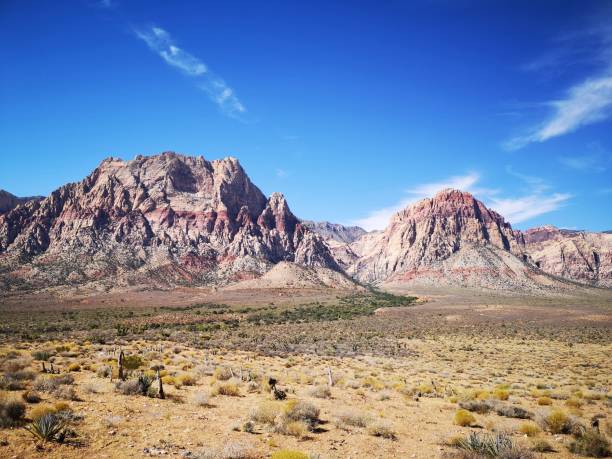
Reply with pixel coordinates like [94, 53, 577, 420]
[26, 413, 65, 443]
[456, 432, 516, 457]
[137, 374, 154, 396]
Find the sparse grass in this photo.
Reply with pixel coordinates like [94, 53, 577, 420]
[193, 391, 212, 407]
[335, 409, 371, 428]
[282, 399, 320, 430]
[367, 420, 397, 440]
[177, 373, 197, 386]
[308, 384, 331, 399]
[213, 382, 240, 397]
[569, 429, 611, 457]
[518, 422, 540, 437]
[531, 438, 554, 453]
[250, 401, 281, 425]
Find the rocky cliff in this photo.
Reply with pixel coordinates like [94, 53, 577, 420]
[524, 226, 612, 287]
[347, 189, 531, 286]
[0, 153, 339, 291]
[0, 190, 42, 215]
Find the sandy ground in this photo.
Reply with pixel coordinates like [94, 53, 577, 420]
[0, 285, 610, 458]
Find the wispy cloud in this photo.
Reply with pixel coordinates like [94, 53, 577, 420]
[488, 193, 571, 224]
[352, 171, 571, 230]
[559, 154, 607, 172]
[505, 77, 612, 150]
[134, 26, 246, 118]
[506, 20, 612, 149]
[135, 27, 206, 76]
[488, 169, 571, 223]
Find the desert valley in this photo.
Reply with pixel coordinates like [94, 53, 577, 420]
[0, 152, 610, 459]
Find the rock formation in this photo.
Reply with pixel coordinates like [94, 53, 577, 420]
[0, 190, 42, 214]
[523, 225, 612, 287]
[0, 153, 339, 292]
[346, 189, 531, 286]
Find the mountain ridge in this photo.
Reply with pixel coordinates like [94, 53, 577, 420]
[1, 153, 610, 293]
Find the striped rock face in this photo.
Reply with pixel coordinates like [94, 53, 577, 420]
[0, 152, 338, 291]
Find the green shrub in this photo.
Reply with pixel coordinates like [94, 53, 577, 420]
[454, 432, 534, 458]
[122, 355, 144, 371]
[31, 351, 51, 361]
[0, 397, 26, 427]
[569, 429, 611, 457]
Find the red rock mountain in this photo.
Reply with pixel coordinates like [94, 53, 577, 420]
[343, 190, 576, 292]
[523, 226, 612, 288]
[0, 190, 42, 215]
[0, 153, 339, 291]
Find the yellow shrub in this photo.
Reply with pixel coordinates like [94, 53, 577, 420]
[546, 409, 569, 434]
[250, 401, 281, 425]
[161, 376, 178, 387]
[418, 384, 433, 395]
[537, 396, 553, 406]
[454, 409, 476, 427]
[283, 420, 309, 439]
[30, 405, 56, 420]
[214, 382, 240, 396]
[493, 389, 510, 401]
[68, 363, 81, 372]
[519, 422, 540, 437]
[54, 402, 70, 412]
[363, 376, 384, 391]
[270, 451, 309, 459]
[565, 398, 582, 408]
[177, 373, 197, 386]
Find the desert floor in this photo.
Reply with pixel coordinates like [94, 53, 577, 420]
[0, 286, 610, 458]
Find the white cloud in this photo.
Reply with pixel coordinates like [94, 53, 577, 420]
[488, 193, 571, 224]
[506, 76, 612, 150]
[507, 20, 612, 150]
[276, 168, 288, 178]
[351, 171, 571, 230]
[135, 26, 246, 118]
[135, 27, 207, 76]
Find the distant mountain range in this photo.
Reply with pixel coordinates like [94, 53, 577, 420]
[0, 152, 610, 294]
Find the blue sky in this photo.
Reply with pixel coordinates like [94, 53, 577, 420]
[1, 1, 611, 231]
